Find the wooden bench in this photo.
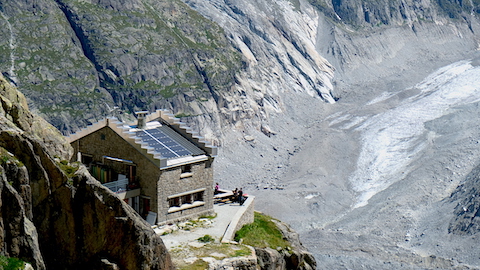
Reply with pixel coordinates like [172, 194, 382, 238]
[214, 189, 234, 204]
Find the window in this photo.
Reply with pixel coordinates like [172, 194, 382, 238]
[100, 134, 106, 140]
[181, 164, 192, 173]
[167, 189, 205, 213]
[182, 194, 193, 204]
[193, 192, 203, 202]
[180, 164, 193, 178]
[81, 154, 93, 165]
[169, 197, 180, 208]
[142, 197, 151, 217]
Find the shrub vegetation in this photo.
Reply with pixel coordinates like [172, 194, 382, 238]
[0, 255, 26, 270]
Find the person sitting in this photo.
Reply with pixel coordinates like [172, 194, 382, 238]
[238, 188, 244, 205]
[214, 182, 220, 194]
[232, 188, 238, 202]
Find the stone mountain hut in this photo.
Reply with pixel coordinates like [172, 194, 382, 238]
[66, 110, 217, 225]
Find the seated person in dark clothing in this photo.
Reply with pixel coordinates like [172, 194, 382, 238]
[232, 188, 238, 202]
[238, 188, 243, 205]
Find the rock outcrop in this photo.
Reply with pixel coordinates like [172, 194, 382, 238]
[449, 163, 480, 235]
[0, 74, 174, 269]
[255, 219, 316, 270]
[309, 0, 480, 27]
[179, 0, 336, 142]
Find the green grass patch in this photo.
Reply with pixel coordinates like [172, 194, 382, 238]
[233, 248, 251, 257]
[234, 212, 290, 250]
[199, 213, 217, 220]
[0, 147, 23, 167]
[0, 155, 9, 165]
[58, 161, 80, 179]
[175, 112, 191, 118]
[197, 234, 214, 243]
[0, 255, 26, 270]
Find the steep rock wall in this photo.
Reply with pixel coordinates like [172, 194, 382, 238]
[449, 163, 480, 235]
[178, 0, 336, 141]
[1, 0, 479, 143]
[0, 0, 336, 144]
[0, 164, 45, 269]
[0, 0, 242, 137]
[309, 0, 480, 27]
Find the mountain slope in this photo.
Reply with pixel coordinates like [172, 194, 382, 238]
[197, 1, 480, 269]
[0, 0, 336, 141]
[309, 0, 480, 27]
[0, 0, 241, 135]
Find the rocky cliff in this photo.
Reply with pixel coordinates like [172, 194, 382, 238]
[2, 0, 479, 144]
[0, 74, 173, 269]
[0, 0, 336, 142]
[309, 0, 480, 27]
[449, 163, 480, 235]
[0, 0, 241, 135]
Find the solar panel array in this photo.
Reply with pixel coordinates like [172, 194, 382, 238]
[136, 126, 204, 159]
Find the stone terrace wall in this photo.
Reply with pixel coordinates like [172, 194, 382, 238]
[221, 195, 255, 243]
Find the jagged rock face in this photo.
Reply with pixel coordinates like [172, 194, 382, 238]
[309, 0, 480, 27]
[177, 0, 337, 141]
[0, 165, 45, 269]
[0, 0, 478, 142]
[0, 74, 72, 160]
[449, 163, 480, 235]
[36, 167, 173, 269]
[0, 0, 241, 136]
[0, 0, 113, 133]
[0, 74, 174, 269]
[0, 0, 336, 143]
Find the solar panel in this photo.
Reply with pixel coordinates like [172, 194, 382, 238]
[136, 126, 204, 159]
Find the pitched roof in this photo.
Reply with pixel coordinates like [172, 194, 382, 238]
[66, 110, 217, 169]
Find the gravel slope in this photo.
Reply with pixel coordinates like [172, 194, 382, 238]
[214, 14, 480, 269]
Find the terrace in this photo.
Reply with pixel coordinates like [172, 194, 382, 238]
[102, 176, 141, 200]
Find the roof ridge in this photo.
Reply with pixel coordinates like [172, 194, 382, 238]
[66, 117, 122, 143]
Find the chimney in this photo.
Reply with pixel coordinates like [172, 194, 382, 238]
[135, 111, 149, 129]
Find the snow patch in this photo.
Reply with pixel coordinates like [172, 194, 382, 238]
[366, 91, 397, 105]
[351, 60, 480, 208]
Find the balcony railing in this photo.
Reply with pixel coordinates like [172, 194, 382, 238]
[103, 178, 129, 193]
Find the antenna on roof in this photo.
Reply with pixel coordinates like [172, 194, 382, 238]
[135, 111, 149, 129]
